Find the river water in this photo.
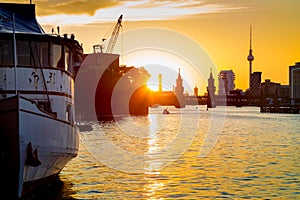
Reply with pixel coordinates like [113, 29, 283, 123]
[50, 106, 299, 199]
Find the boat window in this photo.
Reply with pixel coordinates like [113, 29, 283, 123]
[17, 40, 30, 66]
[65, 47, 73, 72]
[0, 39, 13, 66]
[30, 41, 40, 67]
[41, 42, 49, 67]
[52, 44, 74, 72]
[65, 47, 70, 71]
[53, 44, 62, 68]
[30, 42, 50, 68]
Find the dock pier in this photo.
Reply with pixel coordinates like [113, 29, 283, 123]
[260, 106, 300, 114]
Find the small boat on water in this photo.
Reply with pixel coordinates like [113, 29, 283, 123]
[163, 108, 170, 114]
[0, 3, 82, 198]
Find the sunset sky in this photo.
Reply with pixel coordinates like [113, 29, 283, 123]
[4, 0, 300, 93]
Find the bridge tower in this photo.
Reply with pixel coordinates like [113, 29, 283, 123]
[174, 68, 185, 108]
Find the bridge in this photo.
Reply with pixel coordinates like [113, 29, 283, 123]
[129, 87, 185, 115]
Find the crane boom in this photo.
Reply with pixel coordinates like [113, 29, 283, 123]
[106, 15, 122, 53]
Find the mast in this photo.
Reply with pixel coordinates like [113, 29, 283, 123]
[13, 13, 18, 94]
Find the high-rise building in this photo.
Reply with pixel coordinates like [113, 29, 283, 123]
[250, 71, 262, 96]
[289, 62, 300, 105]
[218, 70, 235, 95]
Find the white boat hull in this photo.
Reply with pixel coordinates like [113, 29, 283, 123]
[0, 95, 79, 198]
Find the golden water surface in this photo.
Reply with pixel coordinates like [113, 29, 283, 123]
[55, 106, 299, 199]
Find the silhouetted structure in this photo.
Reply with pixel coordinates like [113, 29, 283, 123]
[260, 79, 280, 106]
[207, 69, 216, 108]
[75, 52, 151, 120]
[194, 86, 198, 97]
[247, 25, 254, 87]
[218, 70, 235, 95]
[279, 85, 290, 106]
[245, 26, 262, 105]
[158, 73, 162, 92]
[250, 72, 262, 96]
[289, 62, 300, 105]
[174, 68, 185, 108]
[148, 69, 186, 108]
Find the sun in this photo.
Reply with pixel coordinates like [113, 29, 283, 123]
[111, 28, 217, 95]
[121, 48, 205, 94]
[145, 69, 176, 92]
[146, 82, 159, 91]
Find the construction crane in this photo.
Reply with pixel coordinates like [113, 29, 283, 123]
[103, 14, 123, 54]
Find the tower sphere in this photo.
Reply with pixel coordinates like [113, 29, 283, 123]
[247, 54, 254, 62]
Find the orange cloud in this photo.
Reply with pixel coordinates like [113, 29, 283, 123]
[3, 0, 120, 16]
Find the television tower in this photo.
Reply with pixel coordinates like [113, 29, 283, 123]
[247, 25, 254, 88]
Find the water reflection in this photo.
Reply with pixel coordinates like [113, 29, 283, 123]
[56, 106, 300, 199]
[30, 177, 76, 200]
[143, 171, 165, 199]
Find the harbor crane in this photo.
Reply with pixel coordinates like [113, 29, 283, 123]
[102, 14, 123, 54]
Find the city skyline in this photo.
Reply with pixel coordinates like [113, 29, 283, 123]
[4, 0, 299, 92]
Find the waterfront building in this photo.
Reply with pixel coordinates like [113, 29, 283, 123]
[250, 71, 262, 96]
[279, 85, 290, 106]
[260, 79, 281, 105]
[218, 70, 235, 95]
[280, 85, 290, 98]
[289, 62, 300, 105]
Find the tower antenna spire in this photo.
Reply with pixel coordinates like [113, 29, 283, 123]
[247, 25, 254, 88]
[250, 25, 252, 50]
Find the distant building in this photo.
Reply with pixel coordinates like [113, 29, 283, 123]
[194, 86, 198, 97]
[174, 68, 184, 95]
[149, 69, 186, 108]
[279, 85, 289, 98]
[207, 69, 216, 96]
[207, 69, 216, 108]
[250, 71, 262, 96]
[261, 79, 280, 105]
[218, 70, 235, 95]
[174, 68, 185, 108]
[289, 62, 300, 105]
[279, 85, 290, 105]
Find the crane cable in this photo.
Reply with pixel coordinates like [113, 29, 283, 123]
[120, 23, 124, 64]
[102, 22, 114, 43]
